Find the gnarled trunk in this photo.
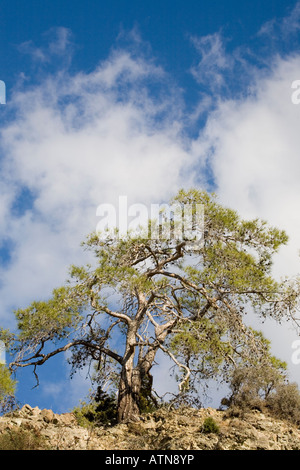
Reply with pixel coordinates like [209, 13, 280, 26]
[116, 315, 177, 422]
[117, 365, 141, 422]
[117, 322, 142, 423]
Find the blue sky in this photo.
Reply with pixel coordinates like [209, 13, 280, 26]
[1, 0, 300, 413]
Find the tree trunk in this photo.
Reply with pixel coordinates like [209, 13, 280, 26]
[117, 365, 141, 422]
[117, 321, 142, 422]
[116, 317, 177, 422]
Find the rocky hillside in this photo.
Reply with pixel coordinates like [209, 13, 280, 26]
[0, 404, 300, 450]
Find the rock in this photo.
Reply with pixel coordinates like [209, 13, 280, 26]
[142, 418, 156, 430]
[21, 404, 33, 414]
[11, 418, 22, 427]
[1, 405, 300, 450]
[31, 406, 41, 417]
[40, 409, 55, 424]
[57, 413, 77, 427]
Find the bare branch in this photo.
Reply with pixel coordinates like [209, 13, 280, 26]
[90, 295, 132, 325]
[159, 342, 191, 392]
[10, 339, 123, 373]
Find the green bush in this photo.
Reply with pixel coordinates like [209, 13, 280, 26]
[266, 382, 300, 425]
[73, 388, 117, 427]
[201, 417, 220, 434]
[222, 355, 287, 414]
[0, 427, 49, 450]
[222, 355, 300, 425]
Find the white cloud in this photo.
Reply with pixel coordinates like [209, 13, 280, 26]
[281, 1, 300, 36]
[191, 52, 300, 378]
[190, 32, 233, 90]
[258, 1, 300, 39]
[195, 54, 300, 276]
[18, 27, 74, 65]
[0, 48, 194, 329]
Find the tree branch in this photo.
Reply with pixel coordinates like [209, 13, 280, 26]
[10, 338, 123, 373]
[159, 342, 191, 392]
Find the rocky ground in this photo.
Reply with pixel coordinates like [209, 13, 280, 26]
[0, 404, 300, 450]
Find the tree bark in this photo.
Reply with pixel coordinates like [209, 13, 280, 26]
[117, 365, 141, 422]
[117, 322, 142, 423]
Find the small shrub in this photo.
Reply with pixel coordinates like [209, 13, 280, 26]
[0, 427, 49, 450]
[201, 416, 220, 434]
[73, 388, 117, 427]
[222, 355, 287, 415]
[266, 382, 300, 425]
[139, 393, 157, 415]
